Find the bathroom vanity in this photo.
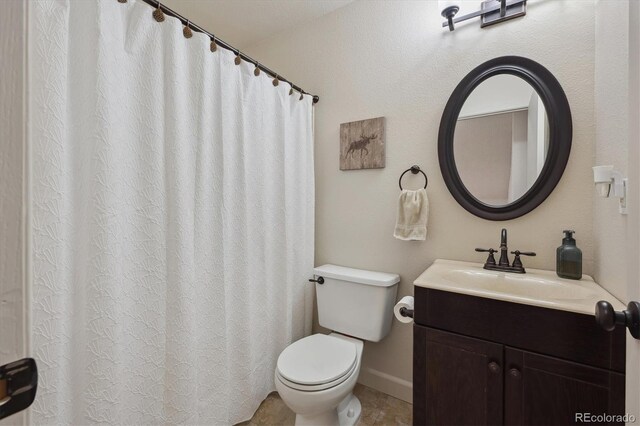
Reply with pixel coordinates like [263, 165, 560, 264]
[413, 260, 626, 426]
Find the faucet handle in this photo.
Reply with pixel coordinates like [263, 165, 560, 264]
[475, 248, 497, 254]
[510, 250, 536, 271]
[475, 248, 497, 266]
[511, 250, 536, 257]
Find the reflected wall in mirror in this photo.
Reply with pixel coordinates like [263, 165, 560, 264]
[438, 56, 572, 221]
[454, 75, 549, 205]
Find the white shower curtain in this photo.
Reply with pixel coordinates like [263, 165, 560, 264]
[28, 0, 314, 424]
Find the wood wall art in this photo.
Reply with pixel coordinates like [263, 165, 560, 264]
[340, 117, 385, 170]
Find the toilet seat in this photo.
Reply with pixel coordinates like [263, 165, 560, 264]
[276, 358, 358, 392]
[276, 334, 358, 391]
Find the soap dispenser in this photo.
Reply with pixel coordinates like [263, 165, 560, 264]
[556, 230, 582, 280]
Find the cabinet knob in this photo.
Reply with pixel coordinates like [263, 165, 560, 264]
[509, 368, 521, 379]
[595, 300, 640, 339]
[488, 361, 500, 374]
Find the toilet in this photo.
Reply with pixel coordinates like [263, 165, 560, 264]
[275, 264, 400, 426]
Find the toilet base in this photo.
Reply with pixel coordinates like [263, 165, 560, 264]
[338, 393, 361, 426]
[294, 393, 361, 426]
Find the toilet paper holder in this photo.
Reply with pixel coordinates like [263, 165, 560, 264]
[399, 307, 414, 318]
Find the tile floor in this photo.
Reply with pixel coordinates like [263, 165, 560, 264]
[237, 384, 412, 426]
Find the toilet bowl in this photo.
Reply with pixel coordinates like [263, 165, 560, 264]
[275, 333, 364, 426]
[274, 264, 400, 426]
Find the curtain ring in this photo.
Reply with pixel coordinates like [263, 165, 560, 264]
[210, 35, 217, 52]
[272, 74, 279, 87]
[254, 62, 261, 76]
[234, 50, 242, 66]
[152, 1, 165, 22]
[299, 91, 304, 101]
[289, 85, 294, 96]
[117, 0, 127, 3]
[183, 20, 193, 38]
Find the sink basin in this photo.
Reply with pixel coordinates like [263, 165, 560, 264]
[414, 259, 625, 315]
[442, 269, 595, 301]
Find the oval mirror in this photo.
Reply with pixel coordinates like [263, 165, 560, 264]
[438, 56, 572, 221]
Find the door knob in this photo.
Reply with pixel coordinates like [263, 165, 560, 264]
[0, 358, 38, 420]
[595, 300, 640, 339]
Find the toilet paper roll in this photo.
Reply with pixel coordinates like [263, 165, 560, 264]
[393, 296, 415, 324]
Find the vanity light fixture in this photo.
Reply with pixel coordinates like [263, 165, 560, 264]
[593, 165, 628, 214]
[439, 0, 527, 32]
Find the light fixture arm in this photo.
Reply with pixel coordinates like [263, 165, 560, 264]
[441, 0, 527, 31]
[441, 6, 459, 31]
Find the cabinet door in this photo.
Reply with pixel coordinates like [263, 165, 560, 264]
[414, 326, 504, 426]
[504, 347, 625, 425]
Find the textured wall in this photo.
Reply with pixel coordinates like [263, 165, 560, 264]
[0, 0, 25, 366]
[0, 0, 26, 424]
[626, 0, 640, 416]
[593, 0, 640, 417]
[246, 0, 597, 402]
[593, 0, 629, 302]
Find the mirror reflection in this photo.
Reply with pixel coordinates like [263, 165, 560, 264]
[453, 74, 549, 206]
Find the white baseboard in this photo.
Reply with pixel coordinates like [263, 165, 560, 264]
[357, 367, 413, 404]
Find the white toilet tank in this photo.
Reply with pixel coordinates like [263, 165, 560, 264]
[313, 264, 400, 342]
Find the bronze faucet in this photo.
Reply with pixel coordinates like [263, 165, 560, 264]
[476, 228, 536, 274]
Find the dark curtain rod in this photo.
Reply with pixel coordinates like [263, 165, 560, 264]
[139, 0, 319, 104]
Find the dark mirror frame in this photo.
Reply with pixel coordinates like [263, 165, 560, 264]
[438, 56, 572, 221]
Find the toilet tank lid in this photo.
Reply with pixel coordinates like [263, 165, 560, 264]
[313, 264, 400, 287]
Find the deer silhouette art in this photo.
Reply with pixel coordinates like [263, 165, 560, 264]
[346, 131, 377, 159]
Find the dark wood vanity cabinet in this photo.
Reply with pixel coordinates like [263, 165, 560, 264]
[415, 327, 503, 425]
[413, 287, 626, 426]
[503, 348, 624, 425]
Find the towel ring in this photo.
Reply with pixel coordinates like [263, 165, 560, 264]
[399, 165, 428, 190]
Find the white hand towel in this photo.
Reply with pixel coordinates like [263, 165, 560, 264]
[394, 188, 428, 241]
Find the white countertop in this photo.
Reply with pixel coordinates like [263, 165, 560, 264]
[414, 259, 625, 316]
